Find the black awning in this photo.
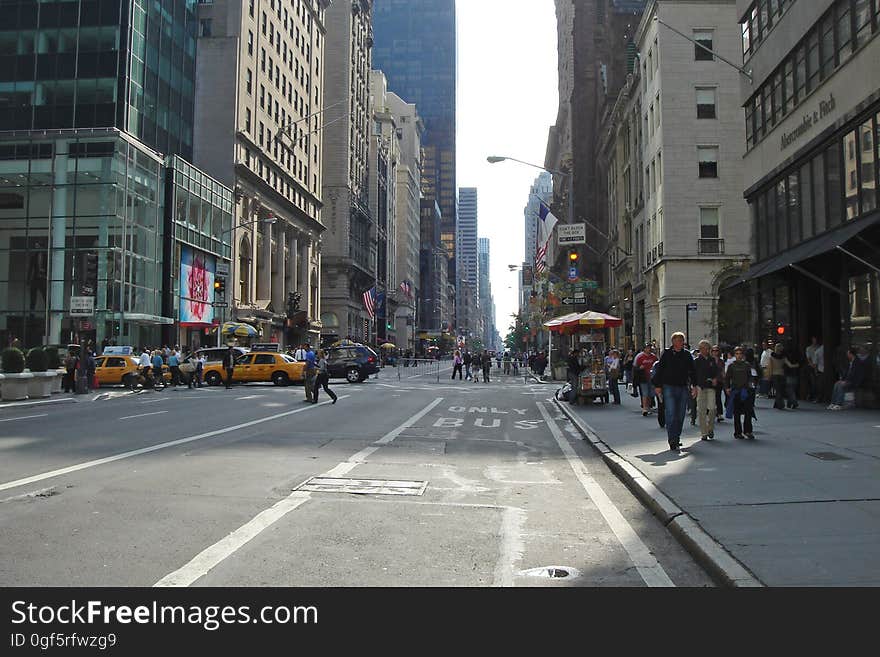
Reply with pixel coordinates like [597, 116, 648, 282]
[739, 213, 880, 284]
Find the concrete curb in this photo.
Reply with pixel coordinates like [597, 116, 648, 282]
[554, 398, 764, 588]
[0, 397, 77, 409]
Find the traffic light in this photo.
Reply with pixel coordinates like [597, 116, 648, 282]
[569, 250, 579, 263]
[776, 323, 786, 337]
[214, 276, 226, 298]
[387, 321, 393, 330]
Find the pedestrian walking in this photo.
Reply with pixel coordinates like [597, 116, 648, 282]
[294, 343, 308, 361]
[784, 345, 802, 409]
[503, 351, 511, 375]
[189, 352, 205, 388]
[222, 345, 236, 390]
[814, 339, 826, 403]
[711, 346, 726, 423]
[634, 344, 658, 416]
[452, 349, 463, 380]
[759, 340, 774, 398]
[805, 336, 820, 402]
[463, 350, 473, 380]
[512, 353, 520, 376]
[607, 349, 621, 405]
[168, 348, 181, 386]
[63, 349, 77, 393]
[303, 344, 317, 402]
[151, 350, 165, 389]
[536, 351, 547, 378]
[652, 332, 697, 451]
[482, 350, 491, 383]
[768, 344, 798, 410]
[622, 348, 635, 391]
[725, 346, 757, 439]
[312, 350, 338, 404]
[496, 353, 502, 369]
[694, 340, 720, 441]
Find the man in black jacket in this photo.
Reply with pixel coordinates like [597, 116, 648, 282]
[693, 340, 720, 441]
[653, 332, 697, 451]
[567, 349, 582, 394]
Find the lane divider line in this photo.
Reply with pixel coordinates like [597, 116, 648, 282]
[155, 397, 444, 587]
[118, 411, 169, 421]
[0, 397, 348, 493]
[0, 413, 48, 423]
[536, 401, 675, 588]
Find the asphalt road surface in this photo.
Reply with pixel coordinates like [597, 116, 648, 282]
[0, 367, 713, 587]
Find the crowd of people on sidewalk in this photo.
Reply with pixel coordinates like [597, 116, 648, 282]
[562, 331, 875, 452]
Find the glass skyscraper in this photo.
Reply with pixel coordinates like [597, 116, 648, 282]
[0, 0, 197, 160]
[372, 0, 456, 268]
[0, 0, 212, 350]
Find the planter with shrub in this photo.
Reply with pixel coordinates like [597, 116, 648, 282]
[1, 347, 32, 401]
[26, 348, 56, 399]
[44, 347, 64, 393]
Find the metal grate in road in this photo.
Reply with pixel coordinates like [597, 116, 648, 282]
[806, 451, 851, 461]
[296, 477, 428, 496]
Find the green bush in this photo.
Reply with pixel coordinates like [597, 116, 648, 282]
[26, 347, 49, 372]
[44, 347, 61, 370]
[1, 347, 25, 374]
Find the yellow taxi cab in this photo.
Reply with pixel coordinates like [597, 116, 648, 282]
[92, 355, 171, 386]
[202, 351, 305, 386]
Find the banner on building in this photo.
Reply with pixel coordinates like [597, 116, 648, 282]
[521, 265, 534, 287]
[558, 223, 587, 245]
[180, 247, 216, 327]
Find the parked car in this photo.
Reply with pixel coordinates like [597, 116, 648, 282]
[326, 345, 380, 383]
[202, 352, 306, 387]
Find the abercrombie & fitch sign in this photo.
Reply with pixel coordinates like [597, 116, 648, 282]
[780, 94, 836, 151]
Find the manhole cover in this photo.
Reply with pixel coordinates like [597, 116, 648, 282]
[296, 477, 428, 496]
[518, 566, 580, 579]
[806, 451, 851, 461]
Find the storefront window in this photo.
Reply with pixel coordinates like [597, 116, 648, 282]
[800, 162, 814, 241]
[766, 187, 777, 257]
[788, 172, 801, 244]
[776, 179, 788, 252]
[860, 118, 876, 214]
[844, 130, 859, 220]
[813, 152, 827, 234]
[826, 141, 843, 228]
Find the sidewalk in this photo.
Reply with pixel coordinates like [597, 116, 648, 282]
[557, 388, 880, 586]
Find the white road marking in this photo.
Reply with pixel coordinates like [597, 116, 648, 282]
[0, 414, 48, 423]
[118, 411, 169, 421]
[156, 397, 445, 586]
[154, 492, 312, 587]
[235, 395, 261, 401]
[0, 397, 348, 493]
[536, 402, 675, 588]
[494, 506, 526, 587]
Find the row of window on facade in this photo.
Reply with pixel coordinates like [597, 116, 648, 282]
[744, 0, 879, 150]
[642, 27, 717, 97]
[752, 110, 878, 263]
[252, 0, 318, 47]
[741, 0, 798, 60]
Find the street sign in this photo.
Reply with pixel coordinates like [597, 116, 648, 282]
[558, 223, 587, 245]
[561, 297, 587, 305]
[252, 343, 280, 352]
[70, 296, 95, 317]
[568, 267, 578, 281]
[213, 302, 228, 308]
[216, 262, 230, 276]
[687, 303, 698, 311]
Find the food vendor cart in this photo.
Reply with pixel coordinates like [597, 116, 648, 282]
[544, 311, 623, 406]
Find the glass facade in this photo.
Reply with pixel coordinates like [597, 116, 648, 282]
[0, 0, 197, 160]
[372, 0, 456, 260]
[0, 130, 166, 350]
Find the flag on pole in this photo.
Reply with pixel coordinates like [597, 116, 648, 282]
[399, 279, 413, 298]
[535, 202, 558, 273]
[363, 286, 377, 320]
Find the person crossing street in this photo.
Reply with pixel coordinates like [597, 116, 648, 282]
[222, 346, 236, 390]
[312, 350, 338, 404]
[303, 344, 317, 402]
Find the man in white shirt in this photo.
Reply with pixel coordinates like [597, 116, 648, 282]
[293, 343, 308, 361]
[759, 340, 773, 397]
[139, 349, 151, 375]
[814, 339, 825, 403]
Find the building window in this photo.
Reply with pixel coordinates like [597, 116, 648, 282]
[698, 146, 719, 178]
[696, 87, 716, 119]
[248, 31, 254, 56]
[199, 19, 212, 37]
[844, 129, 859, 220]
[245, 108, 251, 134]
[249, 0, 254, 18]
[694, 30, 714, 60]
[700, 207, 720, 240]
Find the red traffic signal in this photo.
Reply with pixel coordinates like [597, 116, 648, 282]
[776, 324, 786, 336]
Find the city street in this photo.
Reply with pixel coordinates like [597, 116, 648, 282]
[0, 368, 711, 587]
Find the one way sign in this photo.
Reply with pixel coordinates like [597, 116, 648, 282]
[562, 296, 586, 305]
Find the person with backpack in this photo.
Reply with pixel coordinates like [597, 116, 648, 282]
[652, 332, 697, 451]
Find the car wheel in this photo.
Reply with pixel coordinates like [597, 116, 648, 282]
[346, 367, 360, 383]
[272, 371, 290, 386]
[206, 371, 222, 386]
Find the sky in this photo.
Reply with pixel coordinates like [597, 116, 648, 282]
[456, 0, 559, 344]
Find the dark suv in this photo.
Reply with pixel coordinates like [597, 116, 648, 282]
[326, 345, 379, 382]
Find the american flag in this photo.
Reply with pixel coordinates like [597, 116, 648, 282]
[399, 279, 413, 298]
[363, 286, 377, 320]
[535, 202, 558, 273]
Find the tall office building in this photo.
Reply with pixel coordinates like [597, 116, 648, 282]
[193, 0, 329, 347]
[524, 172, 553, 267]
[456, 187, 478, 339]
[0, 0, 218, 349]
[372, 0, 457, 278]
[478, 237, 495, 351]
[320, 0, 374, 342]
